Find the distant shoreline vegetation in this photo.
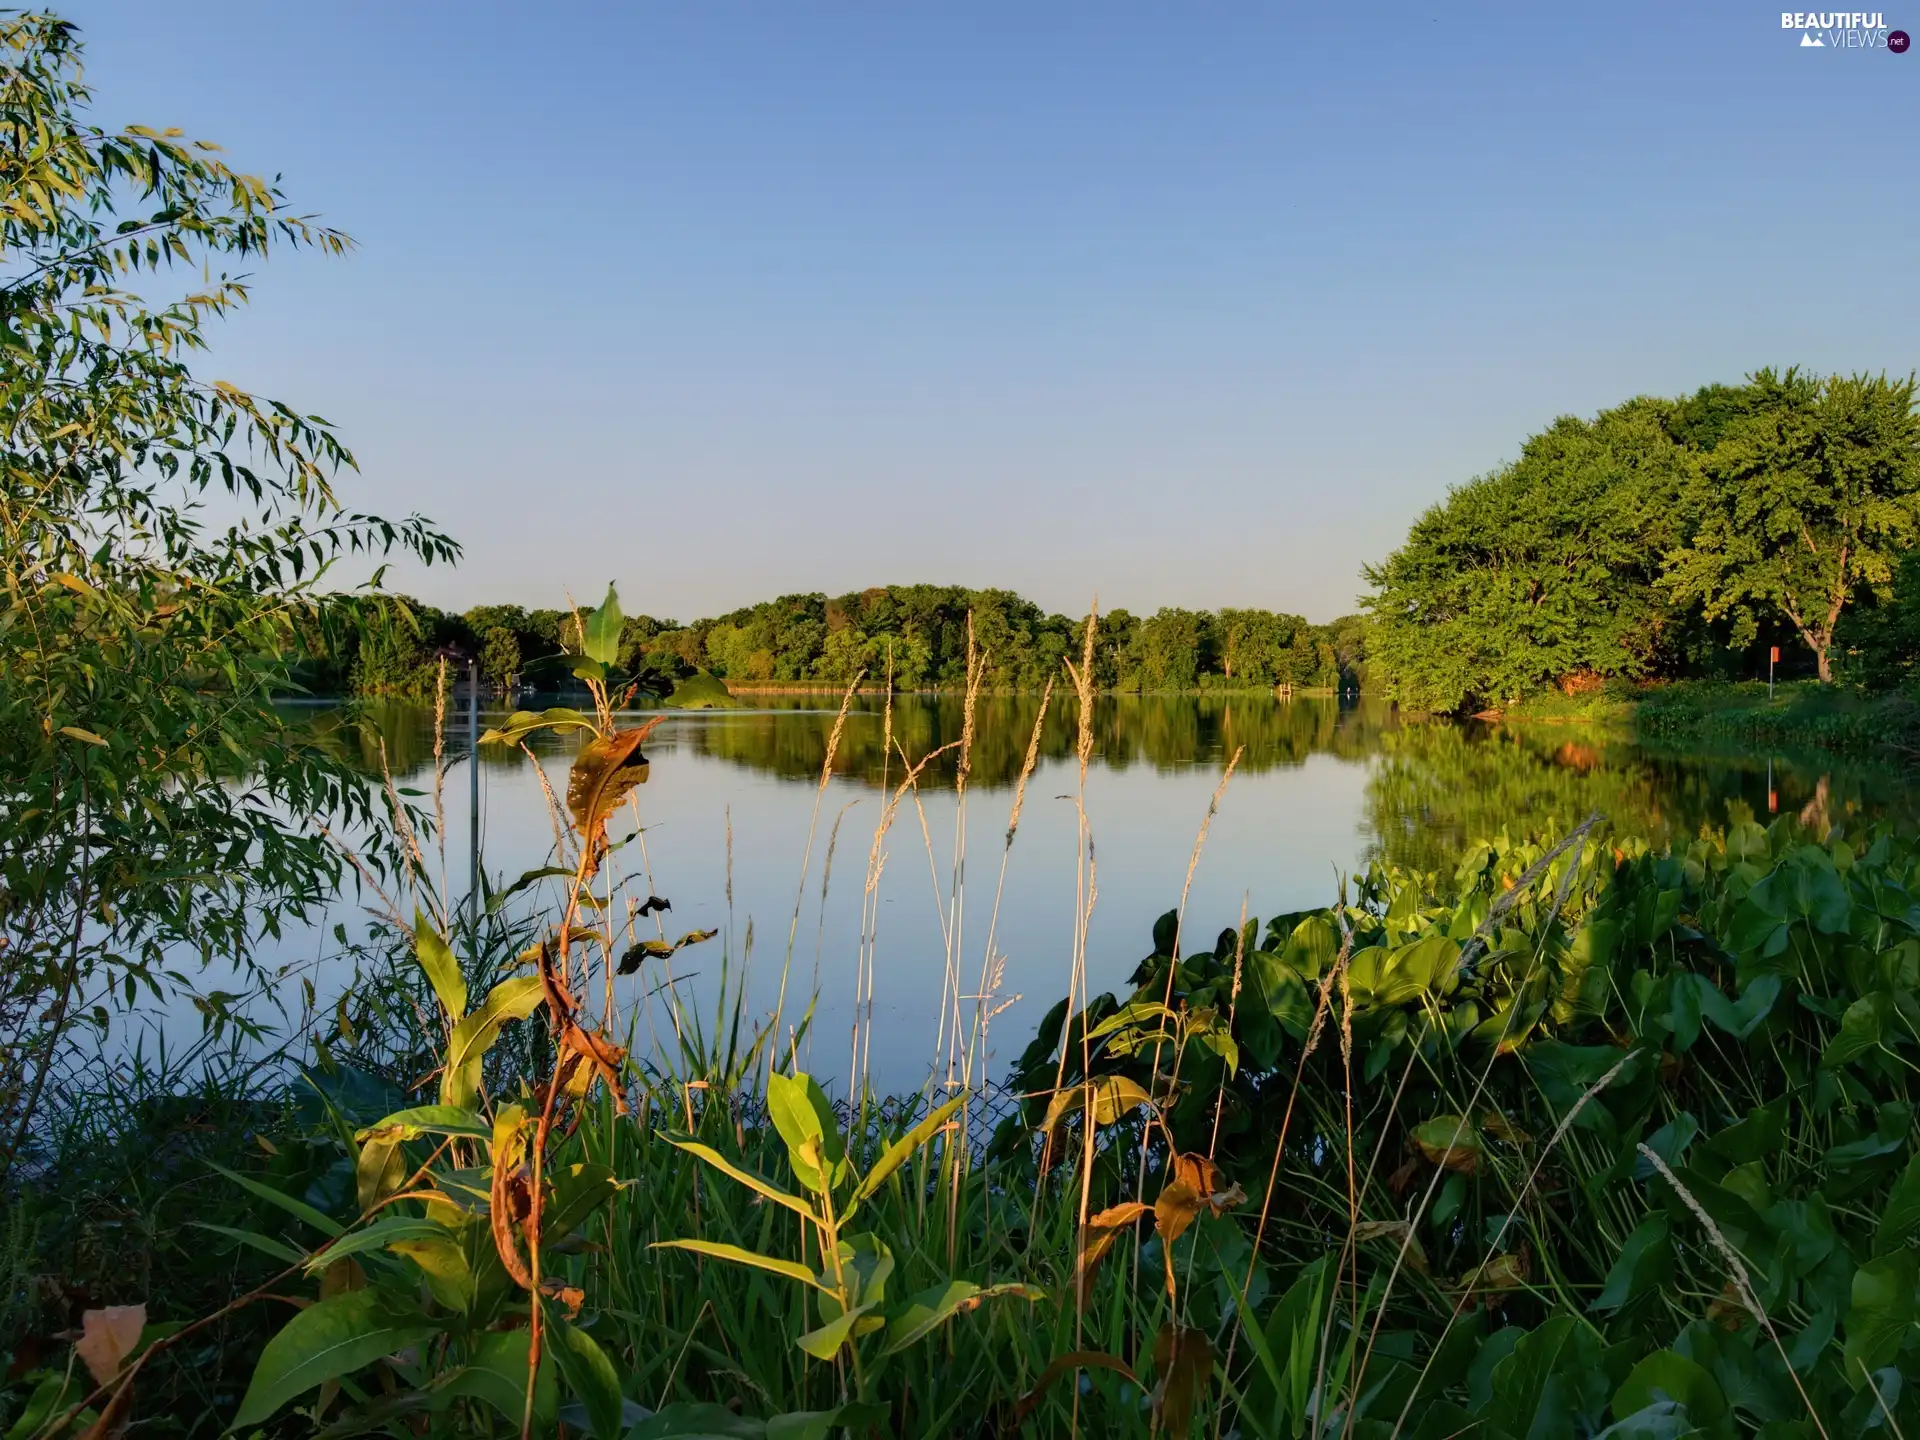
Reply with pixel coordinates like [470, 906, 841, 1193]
[286, 586, 1371, 700]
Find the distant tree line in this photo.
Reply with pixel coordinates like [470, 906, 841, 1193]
[1364, 368, 1920, 712]
[290, 585, 1372, 699]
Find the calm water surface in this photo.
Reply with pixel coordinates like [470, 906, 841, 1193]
[243, 694, 1917, 1096]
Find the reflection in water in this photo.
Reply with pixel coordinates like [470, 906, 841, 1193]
[265, 696, 1917, 1092]
[299, 694, 1917, 872]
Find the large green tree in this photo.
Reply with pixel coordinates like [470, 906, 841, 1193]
[0, 15, 452, 1152]
[1364, 399, 1688, 712]
[1661, 368, 1920, 682]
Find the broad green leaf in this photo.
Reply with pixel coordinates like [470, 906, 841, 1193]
[1611, 1349, 1727, 1426]
[631, 1403, 765, 1437]
[651, 1239, 828, 1292]
[1413, 1115, 1484, 1174]
[1844, 1249, 1917, 1384]
[662, 1137, 812, 1218]
[441, 974, 545, 1108]
[188, 1221, 305, 1265]
[1876, 1152, 1920, 1256]
[767, 1071, 846, 1193]
[850, 1095, 964, 1206]
[437, 1330, 555, 1429]
[479, 707, 598, 747]
[1592, 1215, 1672, 1313]
[545, 1162, 621, 1238]
[1822, 991, 1891, 1069]
[412, 909, 467, 1021]
[1038, 1075, 1155, 1136]
[207, 1161, 344, 1237]
[795, 1303, 870, 1360]
[547, 1311, 625, 1439]
[354, 1105, 490, 1144]
[766, 1404, 888, 1439]
[583, 583, 623, 666]
[232, 1289, 439, 1425]
[883, 1280, 1043, 1354]
[301, 1216, 451, 1273]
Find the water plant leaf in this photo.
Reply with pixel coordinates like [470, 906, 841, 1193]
[1592, 1215, 1672, 1313]
[300, 1217, 450, 1273]
[441, 974, 545, 1109]
[567, 719, 661, 878]
[1413, 1115, 1484, 1174]
[1844, 1248, 1918, 1383]
[232, 1289, 439, 1426]
[1876, 1152, 1920, 1256]
[546, 1310, 625, 1439]
[1610, 1349, 1727, 1426]
[651, 1239, 828, 1293]
[662, 1137, 812, 1218]
[411, 910, 467, 1021]
[355, 1105, 490, 1145]
[849, 1095, 964, 1206]
[1822, 990, 1891, 1069]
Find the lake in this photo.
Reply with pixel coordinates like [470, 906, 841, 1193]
[241, 693, 1916, 1098]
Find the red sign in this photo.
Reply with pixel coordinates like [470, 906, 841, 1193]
[1770, 646, 1780, 663]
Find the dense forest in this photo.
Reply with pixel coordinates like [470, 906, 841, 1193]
[293, 585, 1372, 698]
[1365, 368, 1920, 711]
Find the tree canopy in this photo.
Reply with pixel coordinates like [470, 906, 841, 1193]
[300, 586, 1367, 698]
[1365, 370, 1920, 710]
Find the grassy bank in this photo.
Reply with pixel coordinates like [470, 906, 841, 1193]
[1500, 679, 1920, 757]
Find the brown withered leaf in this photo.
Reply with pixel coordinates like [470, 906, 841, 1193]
[75, 1305, 144, 1386]
[1387, 1154, 1422, 1196]
[1151, 1323, 1214, 1434]
[566, 719, 662, 878]
[1074, 1202, 1150, 1308]
[1708, 1280, 1753, 1330]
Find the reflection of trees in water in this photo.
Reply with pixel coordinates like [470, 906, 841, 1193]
[1362, 720, 1918, 874]
[677, 695, 1389, 787]
[292, 694, 1392, 786]
[290, 700, 1919, 873]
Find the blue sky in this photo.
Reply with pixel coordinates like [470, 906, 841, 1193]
[69, 2, 1919, 622]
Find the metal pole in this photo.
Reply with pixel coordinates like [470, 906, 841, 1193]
[467, 654, 480, 932]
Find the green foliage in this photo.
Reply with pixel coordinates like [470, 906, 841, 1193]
[0, 13, 452, 1160]
[1008, 815, 1920, 1436]
[1367, 370, 1920, 709]
[1665, 369, 1920, 683]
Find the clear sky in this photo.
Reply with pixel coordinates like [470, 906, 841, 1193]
[65, 1, 1919, 622]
